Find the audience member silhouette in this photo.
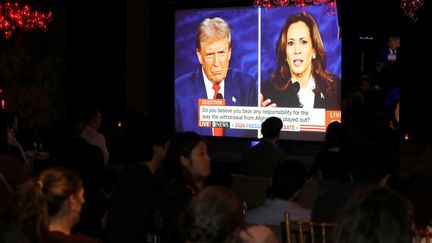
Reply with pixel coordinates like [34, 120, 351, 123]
[311, 121, 350, 181]
[312, 142, 399, 223]
[246, 161, 310, 226]
[297, 121, 350, 209]
[241, 116, 286, 177]
[82, 108, 109, 165]
[157, 132, 211, 243]
[54, 117, 107, 238]
[105, 135, 170, 243]
[180, 186, 278, 243]
[334, 187, 412, 243]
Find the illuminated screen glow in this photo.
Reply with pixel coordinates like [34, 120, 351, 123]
[174, 5, 341, 141]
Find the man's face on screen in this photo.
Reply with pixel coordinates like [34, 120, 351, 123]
[285, 21, 316, 80]
[196, 37, 231, 85]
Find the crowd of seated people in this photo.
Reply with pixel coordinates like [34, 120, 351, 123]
[0, 95, 430, 243]
[0, 88, 407, 243]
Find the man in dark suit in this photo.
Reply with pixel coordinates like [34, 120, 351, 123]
[377, 36, 401, 92]
[378, 36, 400, 64]
[175, 17, 258, 137]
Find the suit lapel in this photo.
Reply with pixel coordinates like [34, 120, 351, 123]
[223, 69, 238, 106]
[193, 70, 208, 99]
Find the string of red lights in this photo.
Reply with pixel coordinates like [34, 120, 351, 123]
[400, 0, 423, 22]
[0, 1, 53, 39]
[254, 0, 423, 22]
[253, 0, 337, 15]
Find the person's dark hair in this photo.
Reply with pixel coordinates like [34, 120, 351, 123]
[334, 187, 412, 243]
[13, 167, 82, 243]
[358, 73, 376, 91]
[271, 12, 337, 97]
[324, 121, 343, 150]
[272, 161, 306, 200]
[261, 116, 283, 139]
[81, 108, 100, 124]
[160, 132, 205, 187]
[179, 186, 243, 243]
[131, 135, 170, 163]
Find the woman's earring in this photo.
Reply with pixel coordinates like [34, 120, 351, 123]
[313, 55, 316, 59]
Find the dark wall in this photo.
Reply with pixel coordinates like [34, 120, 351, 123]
[65, 0, 125, 127]
[399, 1, 430, 142]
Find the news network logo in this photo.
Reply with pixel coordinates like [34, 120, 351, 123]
[212, 121, 230, 128]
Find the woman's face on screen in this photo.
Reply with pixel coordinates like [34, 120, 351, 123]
[196, 37, 232, 85]
[285, 21, 316, 80]
[182, 141, 211, 179]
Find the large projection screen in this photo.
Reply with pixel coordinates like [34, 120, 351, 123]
[174, 5, 341, 141]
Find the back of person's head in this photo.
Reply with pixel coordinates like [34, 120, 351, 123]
[160, 132, 205, 183]
[348, 142, 399, 183]
[38, 167, 83, 217]
[180, 186, 243, 243]
[261, 117, 283, 139]
[13, 167, 82, 243]
[359, 73, 376, 93]
[81, 108, 101, 129]
[335, 187, 412, 243]
[272, 161, 306, 200]
[131, 134, 171, 163]
[324, 121, 343, 150]
[196, 17, 231, 50]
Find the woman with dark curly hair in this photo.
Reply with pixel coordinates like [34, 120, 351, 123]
[261, 12, 340, 109]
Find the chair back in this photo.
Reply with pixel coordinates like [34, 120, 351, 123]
[230, 173, 271, 211]
[413, 229, 432, 243]
[283, 211, 336, 243]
